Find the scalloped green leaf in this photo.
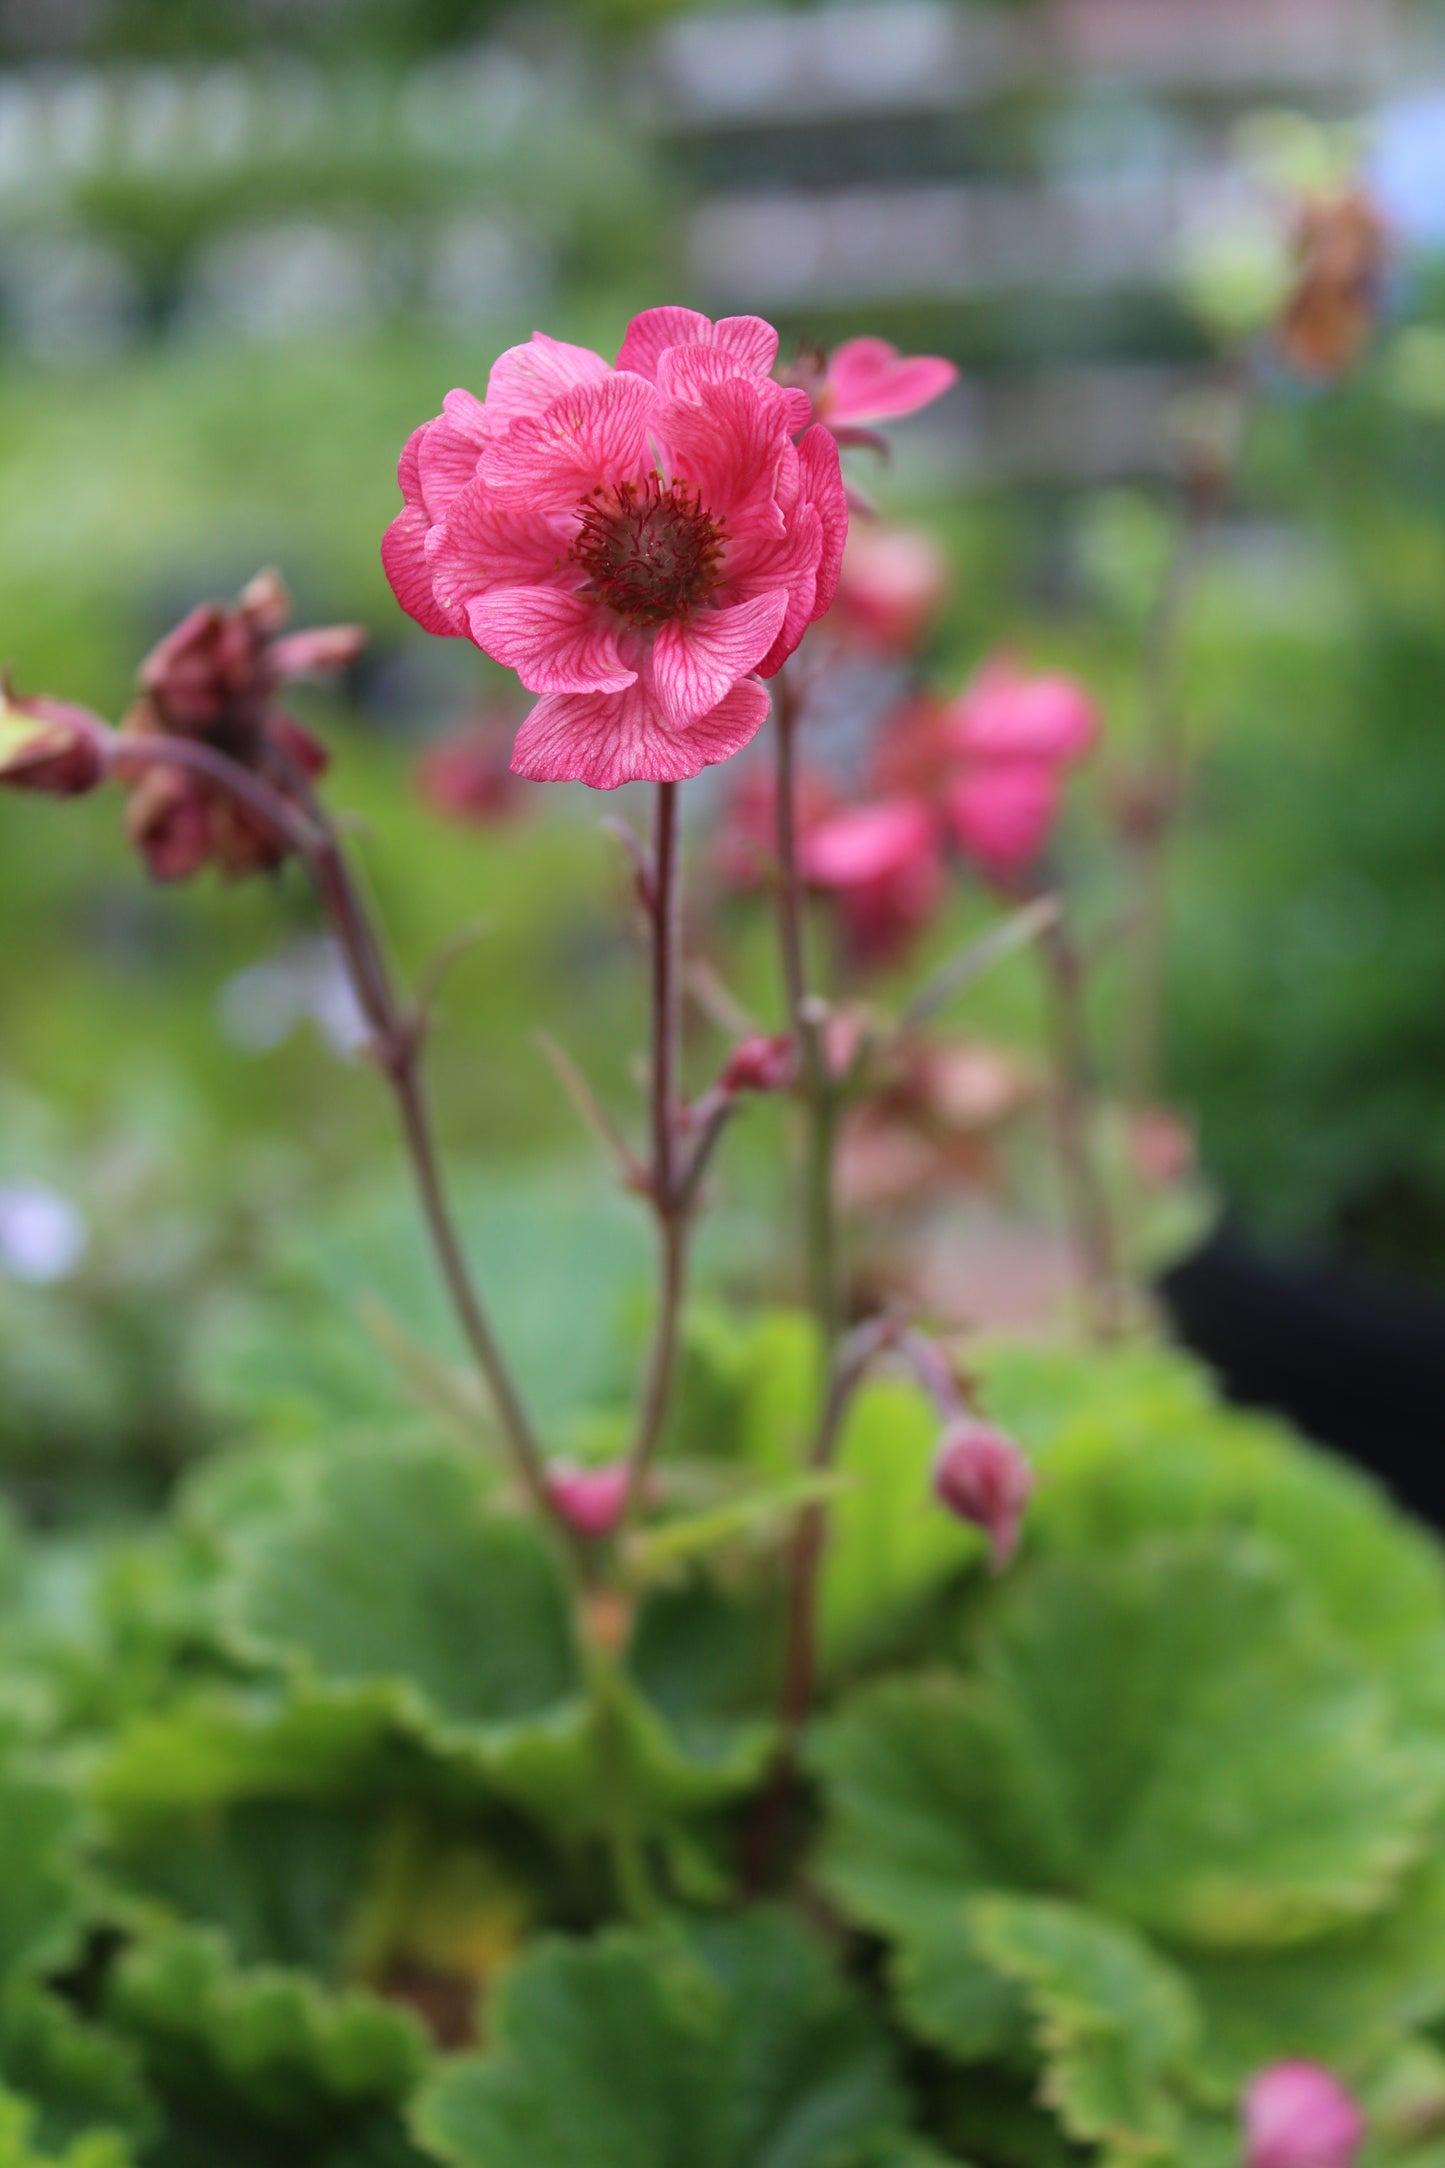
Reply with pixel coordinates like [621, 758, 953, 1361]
[415, 1914, 909, 2168]
[1176, 1856, 1445, 2101]
[0, 2093, 131, 2168]
[979, 1340, 1445, 1728]
[818, 1540, 1441, 1952]
[220, 1437, 581, 1748]
[106, 1923, 430, 2168]
[0, 1986, 153, 2160]
[966, 1897, 1200, 2165]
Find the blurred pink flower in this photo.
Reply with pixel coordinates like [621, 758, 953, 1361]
[544, 1460, 631, 1540]
[0, 683, 112, 798]
[383, 308, 847, 792]
[817, 338, 958, 429]
[415, 724, 524, 826]
[834, 523, 950, 655]
[932, 1419, 1035, 1569]
[1243, 2065, 1365, 2168]
[946, 762, 1062, 882]
[118, 571, 363, 883]
[946, 656, 1100, 766]
[712, 760, 839, 893]
[803, 797, 948, 965]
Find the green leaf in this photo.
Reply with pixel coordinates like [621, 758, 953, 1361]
[0, 1985, 153, 2158]
[415, 1914, 909, 2168]
[1177, 1856, 1445, 2101]
[0, 2093, 131, 2168]
[220, 1437, 581, 1753]
[982, 1340, 1445, 1728]
[105, 1923, 429, 2167]
[962, 1898, 1200, 2165]
[0, 1747, 86, 1981]
[818, 1540, 1441, 1952]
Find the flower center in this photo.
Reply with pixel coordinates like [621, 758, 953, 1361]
[570, 476, 724, 630]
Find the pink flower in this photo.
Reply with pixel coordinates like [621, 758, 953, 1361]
[117, 571, 364, 883]
[802, 797, 948, 966]
[415, 720, 525, 827]
[1243, 2065, 1365, 2168]
[834, 523, 950, 655]
[947, 762, 1062, 883]
[545, 1459, 631, 1540]
[383, 308, 848, 792]
[816, 338, 958, 430]
[0, 683, 112, 797]
[932, 1420, 1034, 1570]
[946, 657, 1100, 766]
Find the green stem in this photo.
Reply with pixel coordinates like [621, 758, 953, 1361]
[585, 1638, 657, 1923]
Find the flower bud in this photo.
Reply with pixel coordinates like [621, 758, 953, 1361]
[720, 1034, 797, 1096]
[1243, 2063, 1365, 2168]
[0, 685, 112, 798]
[932, 1420, 1034, 1571]
[545, 1460, 631, 1541]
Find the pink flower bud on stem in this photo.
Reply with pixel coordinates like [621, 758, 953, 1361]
[1243, 2064, 1365, 2168]
[0, 684, 113, 798]
[545, 1460, 633, 1542]
[932, 1419, 1035, 1571]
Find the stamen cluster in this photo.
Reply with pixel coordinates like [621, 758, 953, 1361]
[571, 476, 724, 630]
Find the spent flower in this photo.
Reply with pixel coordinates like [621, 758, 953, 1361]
[0, 682, 112, 798]
[118, 571, 364, 882]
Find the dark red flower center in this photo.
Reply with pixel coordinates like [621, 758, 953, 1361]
[570, 476, 724, 629]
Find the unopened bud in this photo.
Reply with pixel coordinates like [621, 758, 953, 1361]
[932, 1420, 1034, 1571]
[545, 1459, 630, 1541]
[720, 1034, 797, 1096]
[0, 686, 112, 798]
[1243, 2064, 1365, 2168]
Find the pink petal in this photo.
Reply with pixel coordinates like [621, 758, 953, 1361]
[658, 377, 791, 537]
[649, 591, 788, 728]
[727, 505, 822, 680]
[511, 675, 770, 791]
[483, 374, 656, 509]
[397, 421, 428, 509]
[428, 481, 574, 615]
[803, 797, 939, 888]
[269, 626, 367, 680]
[617, 307, 778, 382]
[416, 392, 491, 518]
[947, 762, 1060, 879]
[383, 505, 463, 636]
[948, 658, 1100, 766]
[798, 423, 849, 620]
[466, 586, 636, 696]
[821, 338, 959, 427]
[484, 333, 611, 426]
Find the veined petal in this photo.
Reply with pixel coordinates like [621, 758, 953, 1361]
[649, 590, 788, 728]
[658, 377, 791, 537]
[483, 374, 656, 508]
[798, 423, 848, 619]
[416, 391, 491, 518]
[383, 505, 463, 636]
[511, 675, 770, 791]
[617, 307, 778, 382]
[485, 333, 612, 426]
[466, 587, 636, 696]
[429, 480, 574, 613]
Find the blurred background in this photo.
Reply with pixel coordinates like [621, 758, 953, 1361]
[2, 0, 1444, 1515]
